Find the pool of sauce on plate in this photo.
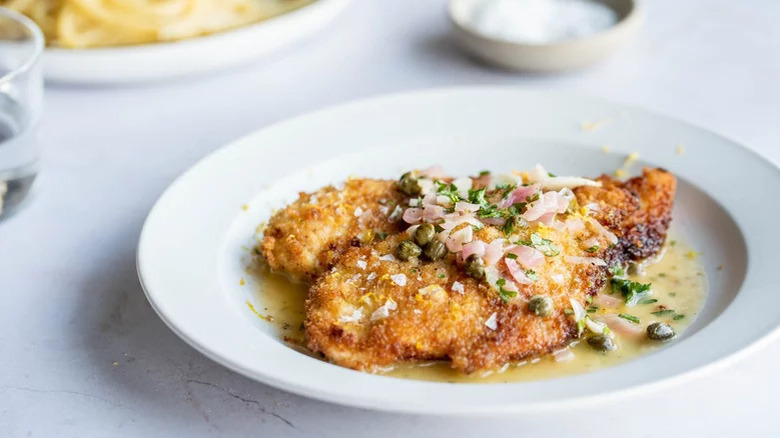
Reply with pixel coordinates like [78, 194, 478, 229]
[247, 238, 707, 383]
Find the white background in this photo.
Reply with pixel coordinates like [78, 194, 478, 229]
[2, 0, 779, 436]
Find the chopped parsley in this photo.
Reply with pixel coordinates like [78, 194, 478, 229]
[525, 269, 539, 281]
[651, 309, 675, 316]
[608, 264, 625, 276]
[435, 181, 462, 204]
[639, 298, 658, 305]
[503, 219, 515, 235]
[673, 314, 686, 321]
[437, 273, 446, 279]
[586, 245, 599, 253]
[495, 183, 516, 199]
[610, 277, 652, 306]
[502, 215, 528, 235]
[618, 313, 640, 324]
[477, 204, 503, 218]
[374, 231, 388, 241]
[528, 233, 560, 256]
[495, 278, 517, 303]
[478, 170, 490, 176]
[506, 252, 518, 260]
[587, 305, 599, 313]
[564, 309, 574, 315]
[468, 187, 488, 206]
[506, 203, 526, 216]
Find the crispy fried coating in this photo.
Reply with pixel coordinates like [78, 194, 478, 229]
[305, 227, 604, 372]
[575, 168, 676, 264]
[260, 179, 407, 281]
[305, 168, 677, 372]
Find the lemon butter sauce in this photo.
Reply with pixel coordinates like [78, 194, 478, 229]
[247, 236, 707, 383]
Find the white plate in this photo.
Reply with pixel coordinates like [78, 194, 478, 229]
[43, 0, 350, 84]
[137, 88, 780, 414]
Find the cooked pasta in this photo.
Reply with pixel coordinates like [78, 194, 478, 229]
[2, 0, 312, 48]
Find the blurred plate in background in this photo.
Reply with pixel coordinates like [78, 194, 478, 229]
[43, 0, 350, 85]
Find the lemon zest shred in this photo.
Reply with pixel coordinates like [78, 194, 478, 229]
[246, 300, 271, 321]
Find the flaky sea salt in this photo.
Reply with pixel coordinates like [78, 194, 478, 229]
[451, 281, 465, 294]
[390, 273, 407, 286]
[370, 299, 398, 321]
[485, 312, 498, 330]
[462, 0, 617, 44]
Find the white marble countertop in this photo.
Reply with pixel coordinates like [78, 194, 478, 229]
[2, 0, 779, 436]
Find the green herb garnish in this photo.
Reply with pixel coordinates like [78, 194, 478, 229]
[505, 253, 518, 260]
[587, 305, 599, 314]
[610, 277, 652, 306]
[651, 309, 675, 316]
[639, 298, 658, 305]
[468, 187, 488, 206]
[477, 204, 503, 218]
[503, 219, 515, 235]
[527, 233, 560, 256]
[564, 309, 574, 315]
[479, 170, 490, 176]
[435, 181, 462, 204]
[525, 269, 539, 281]
[586, 245, 599, 253]
[495, 183, 516, 199]
[673, 314, 686, 321]
[608, 264, 625, 276]
[374, 231, 388, 241]
[495, 278, 517, 303]
[618, 313, 640, 324]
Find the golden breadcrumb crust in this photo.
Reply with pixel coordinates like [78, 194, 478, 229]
[304, 168, 677, 372]
[260, 179, 407, 281]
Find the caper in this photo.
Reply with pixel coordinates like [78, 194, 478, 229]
[398, 172, 421, 196]
[397, 240, 422, 261]
[463, 254, 485, 279]
[647, 322, 675, 341]
[587, 334, 616, 352]
[506, 215, 529, 231]
[528, 295, 553, 317]
[423, 240, 447, 261]
[414, 223, 436, 246]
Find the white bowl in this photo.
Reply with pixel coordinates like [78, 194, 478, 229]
[449, 0, 643, 72]
[138, 87, 780, 414]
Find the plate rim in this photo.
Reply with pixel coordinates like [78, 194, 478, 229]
[137, 86, 780, 414]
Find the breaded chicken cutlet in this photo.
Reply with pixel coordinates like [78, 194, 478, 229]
[303, 168, 676, 372]
[260, 178, 409, 281]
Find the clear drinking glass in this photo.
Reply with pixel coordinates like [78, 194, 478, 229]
[0, 7, 42, 218]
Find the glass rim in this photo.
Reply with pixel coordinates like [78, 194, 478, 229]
[0, 6, 44, 86]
